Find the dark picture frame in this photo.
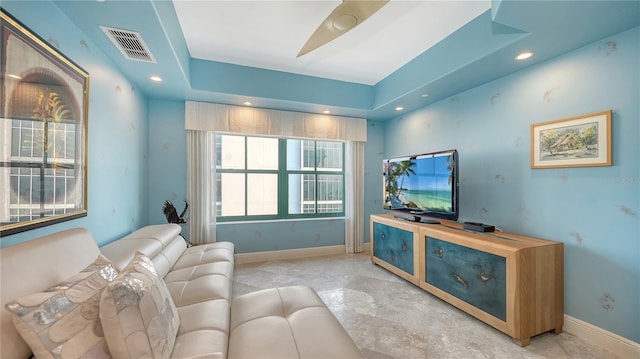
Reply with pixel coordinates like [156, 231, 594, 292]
[1, 9, 89, 236]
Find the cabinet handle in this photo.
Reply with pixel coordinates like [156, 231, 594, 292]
[450, 272, 469, 288]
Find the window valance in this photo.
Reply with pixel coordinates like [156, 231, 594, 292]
[185, 101, 367, 142]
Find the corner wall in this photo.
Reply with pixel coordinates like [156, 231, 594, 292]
[381, 26, 639, 343]
[1, 1, 149, 247]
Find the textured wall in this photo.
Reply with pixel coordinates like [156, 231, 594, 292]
[1, 2, 149, 247]
[364, 120, 386, 244]
[147, 100, 187, 226]
[381, 26, 639, 343]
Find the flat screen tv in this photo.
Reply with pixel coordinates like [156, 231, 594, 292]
[383, 149, 459, 222]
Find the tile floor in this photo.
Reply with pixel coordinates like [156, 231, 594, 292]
[232, 253, 620, 359]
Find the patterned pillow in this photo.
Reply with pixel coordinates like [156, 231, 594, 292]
[5, 255, 118, 359]
[100, 252, 180, 359]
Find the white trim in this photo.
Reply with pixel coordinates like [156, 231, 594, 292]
[217, 217, 345, 225]
[235, 243, 371, 264]
[235, 245, 345, 264]
[564, 314, 640, 358]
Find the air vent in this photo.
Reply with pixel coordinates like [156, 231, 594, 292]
[100, 26, 156, 63]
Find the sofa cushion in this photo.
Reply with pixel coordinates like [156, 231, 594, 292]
[171, 242, 234, 271]
[165, 272, 231, 307]
[100, 238, 163, 271]
[151, 237, 188, 278]
[228, 286, 363, 359]
[164, 261, 234, 306]
[5, 255, 118, 359]
[120, 224, 182, 246]
[172, 299, 230, 359]
[163, 243, 234, 306]
[100, 253, 180, 359]
[100, 224, 185, 273]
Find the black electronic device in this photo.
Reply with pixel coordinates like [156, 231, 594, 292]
[463, 221, 495, 232]
[394, 215, 441, 224]
[383, 149, 459, 222]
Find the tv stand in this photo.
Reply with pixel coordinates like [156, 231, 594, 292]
[394, 214, 441, 224]
[371, 214, 563, 346]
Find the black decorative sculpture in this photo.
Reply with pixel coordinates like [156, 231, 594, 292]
[162, 200, 188, 224]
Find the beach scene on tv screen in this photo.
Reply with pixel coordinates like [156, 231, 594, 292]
[384, 154, 454, 213]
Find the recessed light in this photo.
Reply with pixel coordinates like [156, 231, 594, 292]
[515, 51, 534, 61]
[243, 101, 252, 106]
[149, 75, 162, 82]
[421, 93, 429, 98]
[7, 74, 22, 80]
[322, 110, 331, 114]
[395, 106, 404, 111]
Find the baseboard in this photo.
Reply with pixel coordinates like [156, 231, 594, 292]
[235, 243, 371, 264]
[564, 314, 640, 357]
[235, 245, 339, 264]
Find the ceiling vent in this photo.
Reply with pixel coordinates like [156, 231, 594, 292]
[100, 26, 156, 63]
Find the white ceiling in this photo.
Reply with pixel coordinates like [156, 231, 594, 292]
[46, 0, 639, 119]
[173, 0, 491, 85]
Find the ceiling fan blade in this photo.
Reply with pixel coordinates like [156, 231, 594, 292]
[297, 0, 390, 58]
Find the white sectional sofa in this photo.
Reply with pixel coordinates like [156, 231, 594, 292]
[0, 224, 363, 358]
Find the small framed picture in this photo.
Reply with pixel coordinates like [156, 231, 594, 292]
[531, 110, 612, 169]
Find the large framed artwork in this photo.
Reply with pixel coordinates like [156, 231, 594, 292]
[530, 110, 612, 169]
[1, 9, 89, 236]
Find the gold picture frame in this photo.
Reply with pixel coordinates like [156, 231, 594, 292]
[531, 110, 612, 169]
[1, 9, 89, 236]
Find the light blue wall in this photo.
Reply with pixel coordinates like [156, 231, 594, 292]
[1, 2, 149, 247]
[190, 59, 374, 111]
[216, 219, 345, 253]
[381, 27, 639, 343]
[146, 100, 386, 253]
[364, 121, 386, 243]
[147, 100, 187, 226]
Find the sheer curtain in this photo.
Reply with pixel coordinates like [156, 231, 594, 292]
[344, 141, 366, 253]
[186, 130, 215, 244]
[185, 101, 367, 247]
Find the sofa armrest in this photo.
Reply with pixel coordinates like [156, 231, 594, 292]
[0, 228, 101, 359]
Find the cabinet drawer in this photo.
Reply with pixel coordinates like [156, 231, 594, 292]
[373, 222, 414, 275]
[425, 236, 507, 321]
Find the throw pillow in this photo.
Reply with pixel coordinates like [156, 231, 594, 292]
[100, 252, 180, 359]
[5, 254, 118, 359]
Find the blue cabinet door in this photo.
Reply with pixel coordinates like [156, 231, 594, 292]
[426, 236, 507, 321]
[373, 223, 414, 275]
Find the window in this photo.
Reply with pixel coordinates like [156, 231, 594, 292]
[4, 118, 80, 223]
[215, 134, 344, 221]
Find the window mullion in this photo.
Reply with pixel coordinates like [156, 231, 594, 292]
[342, 142, 345, 216]
[313, 141, 318, 214]
[278, 139, 287, 218]
[244, 136, 248, 216]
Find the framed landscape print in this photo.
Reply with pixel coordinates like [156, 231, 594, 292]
[530, 110, 612, 169]
[1, 9, 89, 236]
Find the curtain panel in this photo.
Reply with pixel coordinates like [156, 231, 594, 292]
[344, 141, 366, 253]
[185, 101, 367, 250]
[186, 130, 215, 245]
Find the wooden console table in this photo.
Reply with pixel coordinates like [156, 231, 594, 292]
[370, 214, 564, 346]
